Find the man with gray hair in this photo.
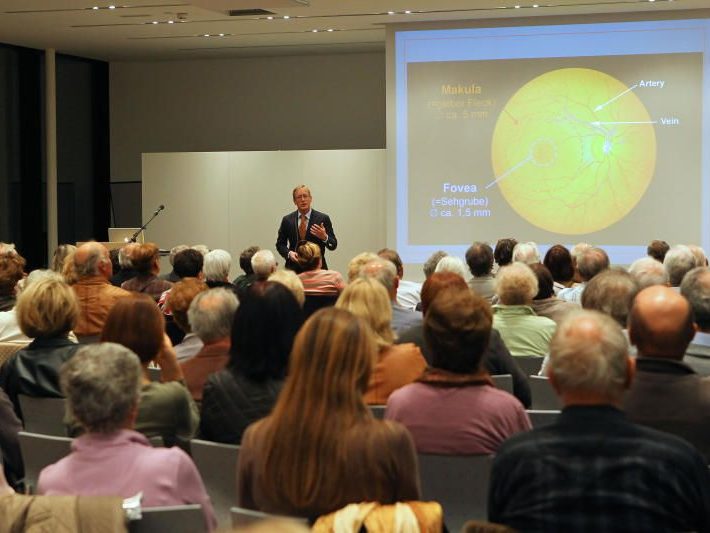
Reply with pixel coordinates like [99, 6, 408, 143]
[251, 250, 278, 281]
[204, 249, 234, 290]
[179, 288, 238, 401]
[628, 256, 669, 289]
[360, 257, 422, 335]
[558, 246, 609, 304]
[511, 241, 541, 265]
[664, 244, 696, 287]
[423, 250, 448, 279]
[71, 242, 130, 338]
[489, 310, 710, 531]
[681, 266, 710, 374]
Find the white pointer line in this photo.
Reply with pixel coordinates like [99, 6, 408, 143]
[589, 120, 658, 126]
[594, 84, 638, 112]
[485, 156, 532, 190]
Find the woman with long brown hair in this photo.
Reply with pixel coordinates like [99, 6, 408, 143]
[237, 307, 420, 519]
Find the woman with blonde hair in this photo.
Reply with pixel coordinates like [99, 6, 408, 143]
[336, 278, 426, 404]
[296, 242, 345, 297]
[237, 307, 420, 519]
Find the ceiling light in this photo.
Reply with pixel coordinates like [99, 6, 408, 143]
[283, 15, 290, 19]
[387, 11, 395, 15]
[151, 20, 158, 24]
[218, 33, 225, 37]
[404, 10, 412, 14]
[92, 6, 99, 9]
[266, 16, 274, 20]
[167, 20, 174, 24]
[311, 29, 318, 32]
[514, 4, 521, 7]
[532, 4, 539, 7]
[203, 33, 210, 37]
[108, 4, 116, 8]
[327, 28, 334, 32]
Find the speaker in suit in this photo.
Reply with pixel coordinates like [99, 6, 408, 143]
[275, 186, 337, 271]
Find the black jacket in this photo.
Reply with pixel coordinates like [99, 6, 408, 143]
[275, 209, 337, 271]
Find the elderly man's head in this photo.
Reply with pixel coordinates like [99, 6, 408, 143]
[577, 247, 609, 282]
[423, 250, 448, 279]
[628, 256, 669, 289]
[681, 267, 710, 333]
[512, 242, 541, 265]
[434, 256, 468, 279]
[465, 242, 494, 278]
[187, 288, 239, 344]
[251, 250, 277, 280]
[347, 252, 379, 283]
[548, 310, 632, 404]
[73, 242, 112, 280]
[629, 286, 695, 360]
[664, 245, 696, 287]
[378, 248, 404, 279]
[204, 249, 232, 282]
[581, 268, 639, 328]
[496, 263, 538, 305]
[61, 343, 142, 434]
[359, 258, 398, 300]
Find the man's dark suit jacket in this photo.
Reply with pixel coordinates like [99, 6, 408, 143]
[276, 209, 337, 271]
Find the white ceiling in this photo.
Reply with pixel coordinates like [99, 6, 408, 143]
[0, 0, 707, 61]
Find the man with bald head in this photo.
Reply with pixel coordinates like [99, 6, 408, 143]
[71, 242, 131, 338]
[489, 309, 710, 531]
[623, 285, 710, 459]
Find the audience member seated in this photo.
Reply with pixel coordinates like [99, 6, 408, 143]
[346, 252, 379, 283]
[336, 278, 426, 404]
[647, 239, 670, 263]
[233, 245, 259, 297]
[434, 256, 468, 279]
[465, 242, 496, 302]
[166, 278, 208, 362]
[664, 244, 696, 288]
[623, 286, 710, 461]
[689, 244, 708, 267]
[361, 257, 422, 335]
[200, 282, 301, 444]
[37, 343, 216, 530]
[386, 287, 530, 454]
[423, 250, 448, 279]
[0, 276, 80, 419]
[0, 388, 22, 490]
[488, 310, 710, 531]
[530, 264, 577, 325]
[558, 246, 609, 303]
[296, 242, 345, 296]
[628, 256, 669, 289]
[493, 238, 517, 271]
[581, 268, 639, 329]
[0, 248, 25, 312]
[50, 244, 76, 275]
[511, 241, 540, 265]
[157, 247, 205, 342]
[100, 296, 199, 445]
[237, 307, 420, 519]
[110, 244, 138, 287]
[121, 243, 172, 302]
[204, 249, 235, 290]
[492, 263, 556, 357]
[71, 242, 131, 338]
[398, 272, 531, 408]
[160, 244, 189, 283]
[268, 269, 305, 307]
[180, 288, 238, 402]
[682, 267, 710, 373]
[378, 248, 421, 311]
[569, 242, 592, 284]
[543, 244, 576, 294]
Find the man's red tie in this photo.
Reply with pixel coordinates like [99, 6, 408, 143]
[299, 214, 307, 240]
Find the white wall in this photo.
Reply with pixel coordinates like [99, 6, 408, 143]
[110, 52, 386, 182]
[142, 150, 386, 278]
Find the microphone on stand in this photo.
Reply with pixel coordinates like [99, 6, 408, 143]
[129, 204, 166, 243]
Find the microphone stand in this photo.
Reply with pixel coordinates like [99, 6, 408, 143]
[127, 205, 164, 243]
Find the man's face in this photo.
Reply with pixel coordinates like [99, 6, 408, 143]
[293, 188, 312, 214]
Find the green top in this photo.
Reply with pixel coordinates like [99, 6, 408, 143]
[135, 381, 199, 446]
[492, 304, 557, 357]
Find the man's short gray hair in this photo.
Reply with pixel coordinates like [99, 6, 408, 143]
[577, 247, 609, 281]
[251, 250, 277, 279]
[496, 263, 538, 305]
[549, 310, 629, 399]
[360, 258, 398, 293]
[74, 242, 108, 277]
[681, 266, 710, 331]
[423, 251, 448, 278]
[168, 244, 189, 266]
[688, 244, 708, 268]
[204, 249, 232, 282]
[118, 245, 135, 269]
[581, 268, 639, 327]
[512, 242, 541, 265]
[664, 245, 696, 286]
[61, 343, 142, 434]
[434, 256, 468, 279]
[188, 288, 239, 343]
[628, 256, 669, 289]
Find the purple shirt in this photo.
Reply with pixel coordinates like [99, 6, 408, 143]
[386, 382, 531, 454]
[38, 429, 217, 531]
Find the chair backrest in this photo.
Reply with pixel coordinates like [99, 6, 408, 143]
[369, 405, 386, 419]
[302, 294, 339, 319]
[18, 395, 68, 436]
[18, 431, 72, 493]
[147, 367, 161, 382]
[0, 342, 27, 368]
[513, 355, 543, 377]
[190, 439, 240, 528]
[490, 374, 513, 394]
[230, 506, 308, 528]
[526, 409, 561, 428]
[129, 505, 205, 533]
[417, 453, 493, 533]
[528, 375, 562, 410]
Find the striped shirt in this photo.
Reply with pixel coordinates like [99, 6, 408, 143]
[298, 269, 345, 296]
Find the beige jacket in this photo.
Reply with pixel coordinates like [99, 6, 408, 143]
[72, 276, 131, 337]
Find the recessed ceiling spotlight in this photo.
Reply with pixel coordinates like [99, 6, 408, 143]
[532, 4, 539, 6]
[151, 20, 158, 24]
[311, 29, 318, 32]
[404, 10, 412, 14]
[92, 6, 99, 9]
[327, 28, 334, 32]
[218, 33, 225, 37]
[514, 4, 521, 7]
[266, 16, 274, 19]
[167, 20, 174, 24]
[203, 33, 210, 37]
[283, 15, 290, 19]
[387, 11, 395, 15]
[108, 4, 116, 8]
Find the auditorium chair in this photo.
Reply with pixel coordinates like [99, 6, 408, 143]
[369, 404, 386, 419]
[0, 341, 27, 368]
[18, 431, 72, 493]
[302, 294, 339, 319]
[190, 439, 240, 527]
[528, 376, 563, 410]
[230, 506, 308, 528]
[490, 374, 513, 394]
[417, 453, 494, 532]
[526, 409, 560, 428]
[512, 355, 544, 377]
[129, 504, 205, 533]
[18, 395, 68, 436]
